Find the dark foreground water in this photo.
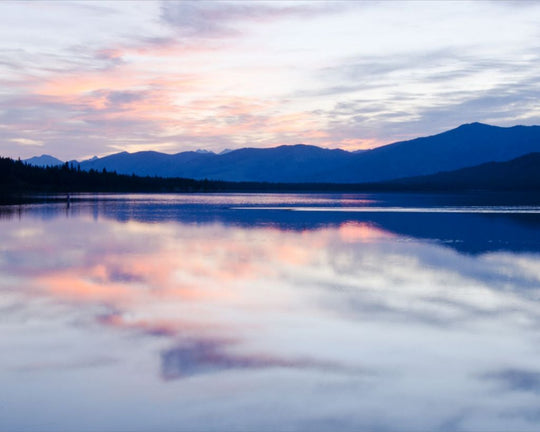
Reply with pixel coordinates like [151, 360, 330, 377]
[2, 193, 540, 432]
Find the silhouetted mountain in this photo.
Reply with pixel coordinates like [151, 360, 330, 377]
[42, 123, 540, 182]
[326, 123, 540, 182]
[390, 152, 540, 191]
[78, 144, 351, 182]
[24, 154, 63, 167]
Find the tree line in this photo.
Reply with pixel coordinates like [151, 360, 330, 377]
[0, 157, 382, 198]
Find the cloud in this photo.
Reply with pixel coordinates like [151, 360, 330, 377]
[489, 0, 540, 9]
[160, 1, 349, 39]
[3, 1, 540, 159]
[100, 90, 145, 107]
[9, 138, 43, 147]
[12, 356, 118, 373]
[301, 47, 540, 147]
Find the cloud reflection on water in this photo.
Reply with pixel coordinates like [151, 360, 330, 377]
[160, 338, 359, 380]
[1, 199, 540, 431]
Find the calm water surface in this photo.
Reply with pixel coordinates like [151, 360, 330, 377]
[2, 193, 540, 431]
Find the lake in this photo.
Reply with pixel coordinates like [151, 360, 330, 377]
[2, 192, 540, 431]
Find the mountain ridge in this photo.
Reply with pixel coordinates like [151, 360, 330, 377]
[324, 122, 540, 182]
[387, 151, 540, 191]
[23, 123, 540, 183]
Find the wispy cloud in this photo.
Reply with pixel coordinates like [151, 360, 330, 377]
[9, 138, 43, 147]
[303, 47, 540, 146]
[160, 1, 349, 38]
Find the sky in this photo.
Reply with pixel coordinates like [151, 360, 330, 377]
[2, 0, 540, 160]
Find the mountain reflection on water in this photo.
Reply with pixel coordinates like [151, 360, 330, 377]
[1, 193, 540, 432]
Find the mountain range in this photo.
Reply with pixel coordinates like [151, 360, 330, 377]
[24, 123, 540, 183]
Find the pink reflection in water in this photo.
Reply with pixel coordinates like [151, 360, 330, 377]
[5, 217, 387, 358]
[3, 204, 540, 431]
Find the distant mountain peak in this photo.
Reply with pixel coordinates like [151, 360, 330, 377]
[456, 122, 492, 129]
[24, 154, 64, 167]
